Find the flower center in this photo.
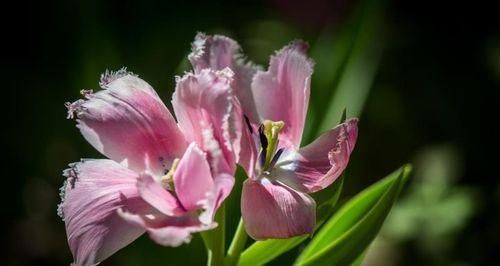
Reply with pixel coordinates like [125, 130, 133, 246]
[161, 158, 180, 190]
[258, 120, 285, 174]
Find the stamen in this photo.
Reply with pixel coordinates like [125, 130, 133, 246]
[161, 158, 180, 189]
[258, 149, 267, 169]
[262, 120, 284, 170]
[268, 148, 284, 170]
[258, 125, 268, 150]
[256, 120, 285, 173]
[244, 115, 253, 134]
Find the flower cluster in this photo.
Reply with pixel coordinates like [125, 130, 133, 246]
[59, 33, 358, 265]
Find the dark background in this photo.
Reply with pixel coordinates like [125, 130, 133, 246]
[3, 0, 499, 265]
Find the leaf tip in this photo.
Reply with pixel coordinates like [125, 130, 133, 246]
[401, 164, 412, 181]
[339, 107, 347, 123]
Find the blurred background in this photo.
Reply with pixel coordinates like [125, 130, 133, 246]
[3, 0, 499, 265]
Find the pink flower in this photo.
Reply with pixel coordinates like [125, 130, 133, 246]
[190, 34, 359, 240]
[59, 68, 242, 265]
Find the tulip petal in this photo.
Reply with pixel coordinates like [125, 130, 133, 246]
[58, 159, 147, 266]
[252, 41, 313, 149]
[189, 33, 261, 123]
[198, 173, 235, 224]
[241, 178, 316, 240]
[66, 72, 187, 176]
[147, 224, 212, 247]
[172, 69, 241, 174]
[238, 117, 258, 178]
[118, 206, 216, 247]
[275, 119, 358, 193]
[136, 174, 185, 216]
[173, 143, 214, 211]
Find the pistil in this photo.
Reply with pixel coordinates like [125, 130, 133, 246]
[261, 120, 284, 170]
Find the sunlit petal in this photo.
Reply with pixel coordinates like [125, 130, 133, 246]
[241, 178, 316, 240]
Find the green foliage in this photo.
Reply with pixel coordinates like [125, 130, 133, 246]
[316, 0, 386, 134]
[294, 165, 411, 266]
[238, 235, 308, 266]
[201, 204, 226, 266]
[374, 146, 475, 265]
[350, 251, 367, 266]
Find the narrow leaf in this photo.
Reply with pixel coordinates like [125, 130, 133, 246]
[317, 0, 386, 134]
[350, 251, 366, 266]
[339, 108, 347, 124]
[312, 175, 345, 224]
[294, 165, 412, 266]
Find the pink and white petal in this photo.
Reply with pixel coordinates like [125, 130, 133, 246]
[231, 97, 258, 178]
[275, 118, 358, 193]
[198, 173, 234, 224]
[189, 33, 261, 123]
[241, 178, 316, 240]
[238, 116, 258, 178]
[118, 207, 216, 247]
[137, 174, 185, 216]
[173, 143, 214, 211]
[147, 226, 199, 247]
[117, 203, 169, 231]
[146, 216, 217, 247]
[172, 69, 240, 174]
[58, 159, 147, 266]
[66, 73, 187, 176]
[251, 41, 313, 149]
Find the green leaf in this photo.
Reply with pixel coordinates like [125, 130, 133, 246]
[294, 165, 412, 266]
[238, 177, 345, 266]
[339, 108, 347, 124]
[201, 203, 226, 266]
[350, 251, 366, 266]
[312, 175, 345, 224]
[316, 0, 387, 134]
[238, 235, 308, 266]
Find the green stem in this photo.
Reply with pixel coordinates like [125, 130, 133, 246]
[203, 204, 226, 266]
[225, 218, 248, 266]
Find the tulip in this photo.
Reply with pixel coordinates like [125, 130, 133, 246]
[59, 67, 241, 265]
[190, 34, 358, 240]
